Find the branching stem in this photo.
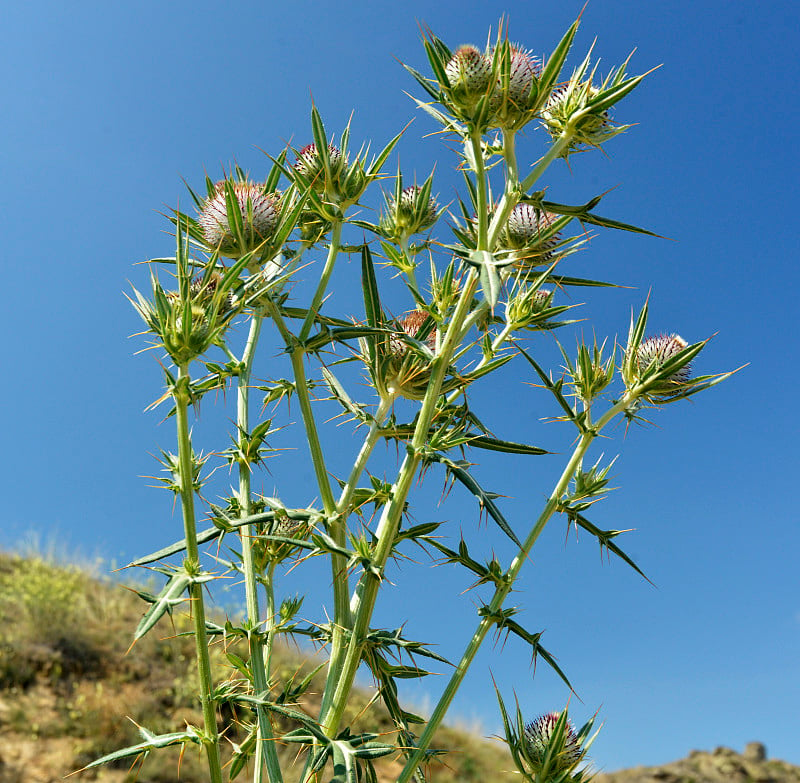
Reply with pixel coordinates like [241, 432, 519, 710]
[396, 390, 637, 783]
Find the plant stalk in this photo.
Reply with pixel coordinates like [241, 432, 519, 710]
[175, 364, 224, 783]
[299, 220, 343, 343]
[236, 312, 284, 783]
[315, 393, 395, 722]
[318, 270, 481, 737]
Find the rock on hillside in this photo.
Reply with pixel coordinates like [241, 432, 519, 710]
[594, 743, 800, 783]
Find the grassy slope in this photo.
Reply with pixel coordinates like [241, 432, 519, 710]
[0, 553, 516, 783]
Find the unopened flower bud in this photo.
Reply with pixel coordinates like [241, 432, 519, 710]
[506, 46, 539, 104]
[389, 309, 437, 355]
[381, 185, 439, 238]
[634, 334, 691, 394]
[444, 45, 492, 108]
[369, 309, 438, 401]
[298, 210, 332, 243]
[190, 273, 237, 315]
[523, 712, 582, 773]
[199, 181, 279, 258]
[543, 81, 620, 154]
[294, 143, 346, 190]
[502, 203, 561, 261]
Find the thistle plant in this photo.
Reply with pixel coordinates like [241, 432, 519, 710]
[91, 15, 738, 783]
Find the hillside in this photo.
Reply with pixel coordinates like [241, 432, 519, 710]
[594, 743, 800, 783]
[1, 553, 797, 783]
[0, 552, 516, 782]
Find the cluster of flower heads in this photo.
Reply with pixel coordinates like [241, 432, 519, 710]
[443, 43, 541, 128]
[438, 38, 628, 150]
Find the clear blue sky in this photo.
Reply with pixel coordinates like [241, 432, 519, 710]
[1, 0, 798, 773]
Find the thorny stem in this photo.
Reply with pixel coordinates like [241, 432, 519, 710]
[396, 390, 637, 783]
[488, 129, 573, 249]
[287, 343, 354, 721]
[470, 128, 490, 251]
[236, 312, 283, 783]
[299, 220, 343, 343]
[318, 267, 481, 739]
[316, 393, 396, 722]
[317, 128, 493, 738]
[174, 364, 224, 783]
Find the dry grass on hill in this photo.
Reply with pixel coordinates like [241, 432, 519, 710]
[0, 552, 516, 783]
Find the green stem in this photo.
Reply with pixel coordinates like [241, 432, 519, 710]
[288, 345, 354, 709]
[318, 128, 492, 738]
[336, 395, 396, 516]
[315, 393, 396, 721]
[470, 128, 489, 250]
[399, 233, 419, 291]
[395, 391, 636, 783]
[488, 130, 573, 249]
[264, 561, 277, 674]
[299, 220, 343, 343]
[175, 364, 223, 783]
[263, 294, 352, 699]
[319, 270, 481, 737]
[236, 312, 284, 783]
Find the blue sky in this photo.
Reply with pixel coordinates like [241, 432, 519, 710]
[1, 0, 798, 774]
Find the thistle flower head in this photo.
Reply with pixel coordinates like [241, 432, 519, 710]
[399, 186, 438, 227]
[500, 44, 540, 105]
[502, 203, 561, 261]
[381, 185, 439, 238]
[389, 309, 437, 355]
[444, 45, 492, 98]
[506, 285, 554, 330]
[199, 180, 279, 259]
[189, 272, 238, 315]
[634, 333, 691, 395]
[367, 309, 439, 402]
[523, 711, 583, 772]
[542, 80, 620, 155]
[294, 142, 346, 189]
[259, 515, 311, 564]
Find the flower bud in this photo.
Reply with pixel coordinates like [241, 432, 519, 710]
[199, 181, 279, 259]
[257, 515, 310, 565]
[501, 203, 561, 262]
[634, 334, 691, 395]
[381, 185, 439, 239]
[294, 143, 346, 191]
[506, 285, 553, 329]
[542, 81, 620, 154]
[506, 45, 539, 104]
[298, 210, 332, 243]
[443, 45, 492, 110]
[190, 273, 237, 316]
[372, 309, 438, 401]
[523, 712, 583, 774]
